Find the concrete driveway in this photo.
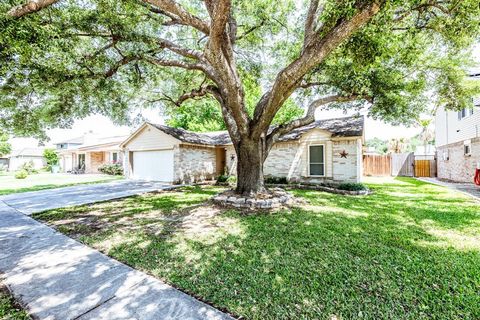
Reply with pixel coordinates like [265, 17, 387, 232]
[0, 180, 174, 215]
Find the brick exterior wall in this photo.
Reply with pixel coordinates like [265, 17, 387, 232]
[225, 134, 362, 183]
[437, 137, 480, 183]
[87, 152, 104, 173]
[264, 142, 302, 178]
[332, 139, 362, 182]
[174, 145, 217, 184]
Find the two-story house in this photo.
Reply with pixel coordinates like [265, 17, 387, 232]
[435, 73, 480, 182]
[55, 133, 127, 173]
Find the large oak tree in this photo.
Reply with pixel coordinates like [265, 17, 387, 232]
[1, 0, 479, 195]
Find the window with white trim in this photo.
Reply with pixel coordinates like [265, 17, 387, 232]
[112, 152, 119, 163]
[309, 145, 325, 176]
[464, 141, 472, 156]
[458, 107, 474, 120]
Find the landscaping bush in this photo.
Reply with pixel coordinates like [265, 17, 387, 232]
[216, 175, 229, 183]
[226, 175, 237, 187]
[265, 176, 289, 184]
[337, 182, 368, 191]
[43, 149, 60, 172]
[15, 170, 28, 179]
[20, 161, 37, 174]
[98, 163, 123, 175]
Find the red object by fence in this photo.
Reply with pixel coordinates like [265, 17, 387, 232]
[475, 169, 480, 186]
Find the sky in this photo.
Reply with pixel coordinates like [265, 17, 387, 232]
[9, 46, 480, 151]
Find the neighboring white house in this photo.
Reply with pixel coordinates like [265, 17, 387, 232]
[435, 76, 480, 182]
[9, 148, 46, 171]
[120, 116, 364, 184]
[56, 134, 127, 173]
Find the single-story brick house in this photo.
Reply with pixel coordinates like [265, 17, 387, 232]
[120, 116, 364, 184]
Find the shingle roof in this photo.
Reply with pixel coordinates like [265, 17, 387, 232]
[149, 124, 231, 145]
[275, 116, 365, 142]
[10, 148, 45, 157]
[149, 116, 364, 146]
[55, 136, 84, 144]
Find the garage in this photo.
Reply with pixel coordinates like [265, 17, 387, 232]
[132, 150, 174, 182]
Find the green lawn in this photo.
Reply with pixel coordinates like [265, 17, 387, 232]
[0, 173, 122, 196]
[34, 178, 480, 319]
[0, 284, 30, 320]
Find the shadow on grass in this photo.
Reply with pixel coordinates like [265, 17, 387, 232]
[34, 181, 480, 320]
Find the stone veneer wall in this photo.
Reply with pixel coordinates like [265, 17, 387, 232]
[225, 137, 362, 183]
[437, 137, 480, 183]
[174, 145, 217, 184]
[332, 139, 362, 183]
[264, 142, 303, 178]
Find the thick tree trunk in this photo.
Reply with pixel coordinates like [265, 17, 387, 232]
[235, 138, 266, 196]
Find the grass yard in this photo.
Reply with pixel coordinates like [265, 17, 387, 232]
[0, 173, 122, 196]
[0, 282, 30, 320]
[34, 177, 480, 319]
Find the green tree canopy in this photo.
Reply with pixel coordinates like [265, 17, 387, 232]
[1, 0, 479, 139]
[0, 133, 11, 156]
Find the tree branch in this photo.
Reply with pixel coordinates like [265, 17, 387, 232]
[104, 56, 139, 78]
[7, 0, 59, 18]
[303, 0, 320, 49]
[170, 84, 219, 106]
[205, 0, 232, 45]
[202, 0, 249, 137]
[142, 0, 210, 34]
[252, 0, 383, 137]
[298, 81, 329, 89]
[156, 38, 204, 60]
[236, 19, 265, 40]
[266, 94, 365, 148]
[145, 57, 204, 70]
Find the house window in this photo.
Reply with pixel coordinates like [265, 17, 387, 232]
[464, 142, 472, 156]
[309, 145, 325, 176]
[442, 150, 449, 161]
[458, 108, 474, 120]
[112, 152, 118, 163]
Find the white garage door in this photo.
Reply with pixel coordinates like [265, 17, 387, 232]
[132, 150, 174, 182]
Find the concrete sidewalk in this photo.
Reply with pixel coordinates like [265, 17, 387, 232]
[417, 177, 480, 200]
[0, 202, 233, 320]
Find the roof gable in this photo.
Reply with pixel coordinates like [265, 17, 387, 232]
[121, 123, 181, 149]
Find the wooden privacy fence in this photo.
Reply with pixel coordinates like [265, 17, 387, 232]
[363, 154, 391, 176]
[414, 160, 431, 177]
[392, 153, 414, 177]
[363, 152, 436, 178]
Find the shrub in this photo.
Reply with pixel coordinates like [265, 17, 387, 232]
[43, 149, 59, 172]
[265, 176, 289, 184]
[337, 182, 368, 191]
[217, 175, 229, 183]
[98, 163, 123, 175]
[43, 149, 59, 166]
[226, 175, 237, 187]
[15, 170, 28, 179]
[20, 161, 37, 174]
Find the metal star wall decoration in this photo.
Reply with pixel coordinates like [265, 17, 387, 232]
[340, 150, 349, 158]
